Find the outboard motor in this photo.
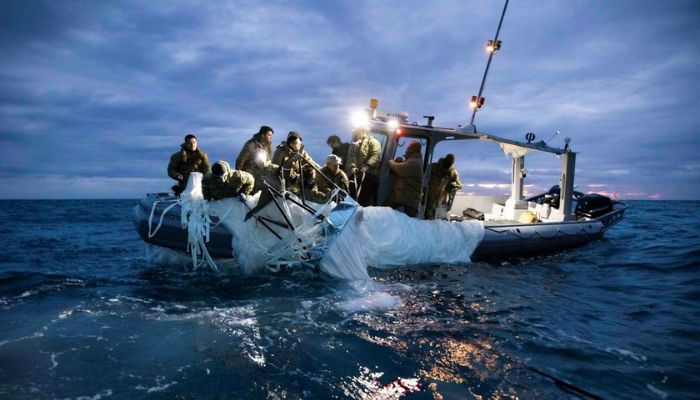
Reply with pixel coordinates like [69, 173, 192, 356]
[575, 194, 614, 219]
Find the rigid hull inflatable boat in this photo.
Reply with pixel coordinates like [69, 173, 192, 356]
[133, 103, 626, 264]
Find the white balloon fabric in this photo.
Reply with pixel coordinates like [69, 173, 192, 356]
[320, 207, 484, 279]
[178, 174, 485, 279]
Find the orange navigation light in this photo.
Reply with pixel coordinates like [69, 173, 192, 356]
[369, 98, 379, 109]
[486, 40, 495, 53]
[469, 96, 485, 109]
[486, 40, 502, 53]
[395, 128, 402, 135]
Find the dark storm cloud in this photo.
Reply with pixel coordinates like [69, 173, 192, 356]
[0, 0, 698, 198]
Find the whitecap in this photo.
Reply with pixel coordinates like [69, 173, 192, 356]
[646, 383, 669, 399]
[604, 346, 647, 362]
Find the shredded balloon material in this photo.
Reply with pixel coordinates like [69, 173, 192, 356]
[155, 174, 485, 278]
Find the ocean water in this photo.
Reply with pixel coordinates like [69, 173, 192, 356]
[0, 199, 698, 399]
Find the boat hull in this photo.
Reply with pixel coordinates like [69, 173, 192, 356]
[132, 193, 234, 258]
[132, 193, 625, 262]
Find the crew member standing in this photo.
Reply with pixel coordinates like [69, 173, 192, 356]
[425, 154, 463, 219]
[346, 128, 381, 206]
[326, 134, 350, 170]
[387, 141, 423, 217]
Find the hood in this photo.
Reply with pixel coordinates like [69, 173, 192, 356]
[213, 160, 233, 180]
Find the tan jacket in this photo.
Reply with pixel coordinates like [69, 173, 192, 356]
[316, 166, 350, 194]
[347, 136, 381, 176]
[292, 185, 331, 204]
[235, 135, 273, 173]
[427, 162, 463, 206]
[272, 142, 320, 183]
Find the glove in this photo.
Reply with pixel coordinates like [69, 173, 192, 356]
[360, 166, 368, 172]
[237, 193, 247, 202]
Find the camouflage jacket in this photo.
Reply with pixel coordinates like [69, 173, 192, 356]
[346, 136, 381, 176]
[201, 161, 255, 201]
[292, 185, 331, 204]
[316, 166, 350, 194]
[251, 162, 282, 194]
[272, 141, 320, 182]
[168, 145, 211, 182]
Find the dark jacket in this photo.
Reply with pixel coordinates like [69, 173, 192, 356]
[168, 144, 211, 183]
[235, 134, 273, 173]
[332, 143, 351, 169]
[388, 155, 424, 210]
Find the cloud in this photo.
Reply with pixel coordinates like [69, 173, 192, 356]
[0, 0, 699, 199]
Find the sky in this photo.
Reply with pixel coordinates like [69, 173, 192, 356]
[1, 0, 698, 200]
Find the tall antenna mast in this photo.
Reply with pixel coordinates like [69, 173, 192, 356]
[469, 0, 510, 127]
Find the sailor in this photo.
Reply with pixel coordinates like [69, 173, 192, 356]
[346, 127, 381, 206]
[293, 167, 330, 204]
[201, 160, 254, 201]
[386, 141, 424, 218]
[316, 154, 350, 195]
[250, 157, 282, 194]
[326, 134, 350, 170]
[243, 160, 284, 221]
[167, 133, 211, 196]
[425, 153, 463, 219]
[235, 125, 274, 174]
[272, 131, 321, 187]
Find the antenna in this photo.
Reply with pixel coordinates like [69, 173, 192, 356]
[545, 130, 560, 145]
[469, 0, 510, 127]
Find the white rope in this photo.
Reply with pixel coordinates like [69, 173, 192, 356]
[148, 199, 179, 238]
